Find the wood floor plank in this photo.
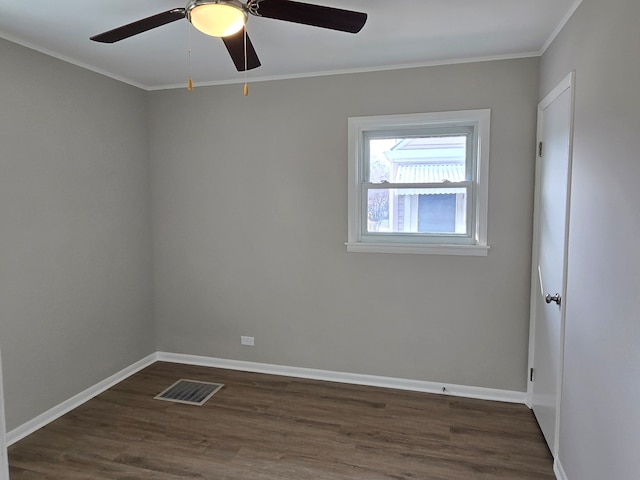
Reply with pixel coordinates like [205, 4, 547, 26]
[8, 362, 554, 479]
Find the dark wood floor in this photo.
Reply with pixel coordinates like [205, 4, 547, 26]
[8, 362, 554, 479]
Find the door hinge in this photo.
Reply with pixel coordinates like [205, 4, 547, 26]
[530, 368, 535, 382]
[538, 141, 543, 157]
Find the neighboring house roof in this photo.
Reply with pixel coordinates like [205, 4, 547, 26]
[394, 164, 465, 195]
[395, 164, 465, 183]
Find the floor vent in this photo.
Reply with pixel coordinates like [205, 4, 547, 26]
[154, 379, 224, 406]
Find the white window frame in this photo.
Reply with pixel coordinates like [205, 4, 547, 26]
[346, 110, 491, 256]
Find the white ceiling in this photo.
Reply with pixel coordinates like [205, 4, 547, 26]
[0, 0, 579, 90]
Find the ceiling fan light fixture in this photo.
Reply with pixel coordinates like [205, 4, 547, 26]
[187, 0, 247, 37]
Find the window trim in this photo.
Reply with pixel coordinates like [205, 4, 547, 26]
[346, 110, 491, 256]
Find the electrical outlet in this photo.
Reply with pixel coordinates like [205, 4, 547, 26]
[241, 336, 254, 346]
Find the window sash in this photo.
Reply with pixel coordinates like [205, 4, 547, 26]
[361, 182, 475, 244]
[363, 127, 476, 184]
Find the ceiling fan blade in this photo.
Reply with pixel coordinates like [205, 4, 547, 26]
[90, 8, 186, 43]
[222, 29, 261, 71]
[252, 0, 367, 33]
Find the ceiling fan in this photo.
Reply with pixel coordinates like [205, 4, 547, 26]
[91, 0, 368, 72]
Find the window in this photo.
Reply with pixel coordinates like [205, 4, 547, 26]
[347, 110, 490, 255]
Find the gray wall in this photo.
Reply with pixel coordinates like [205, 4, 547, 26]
[0, 39, 155, 430]
[540, 0, 640, 478]
[149, 58, 539, 392]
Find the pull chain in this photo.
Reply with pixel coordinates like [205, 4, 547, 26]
[243, 26, 249, 96]
[187, 24, 194, 91]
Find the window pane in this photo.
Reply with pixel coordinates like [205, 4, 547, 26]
[366, 188, 467, 235]
[418, 194, 457, 233]
[367, 138, 394, 183]
[367, 136, 467, 184]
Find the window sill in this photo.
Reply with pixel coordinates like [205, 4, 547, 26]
[345, 242, 490, 256]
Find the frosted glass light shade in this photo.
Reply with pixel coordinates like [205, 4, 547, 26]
[189, 2, 246, 37]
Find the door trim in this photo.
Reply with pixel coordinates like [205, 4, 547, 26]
[526, 71, 575, 459]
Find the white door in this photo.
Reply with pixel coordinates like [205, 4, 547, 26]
[0, 348, 8, 480]
[528, 72, 574, 456]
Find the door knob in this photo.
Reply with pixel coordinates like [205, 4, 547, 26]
[545, 293, 561, 306]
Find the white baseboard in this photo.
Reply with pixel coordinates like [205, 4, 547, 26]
[554, 459, 568, 480]
[6, 353, 157, 446]
[7, 351, 526, 448]
[156, 352, 527, 404]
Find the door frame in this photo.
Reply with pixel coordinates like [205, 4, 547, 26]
[0, 347, 8, 480]
[526, 71, 575, 458]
